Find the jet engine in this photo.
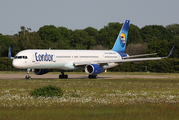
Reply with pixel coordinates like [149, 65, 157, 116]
[85, 64, 104, 75]
[32, 69, 50, 75]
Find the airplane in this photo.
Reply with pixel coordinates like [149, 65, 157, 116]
[8, 20, 175, 79]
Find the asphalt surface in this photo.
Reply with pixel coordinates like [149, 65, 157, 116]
[0, 74, 174, 79]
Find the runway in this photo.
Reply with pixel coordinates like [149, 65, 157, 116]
[0, 74, 174, 79]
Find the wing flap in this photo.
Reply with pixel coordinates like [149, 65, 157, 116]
[123, 53, 157, 59]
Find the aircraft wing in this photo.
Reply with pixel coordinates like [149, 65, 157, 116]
[74, 46, 175, 66]
[74, 57, 162, 66]
[122, 53, 157, 59]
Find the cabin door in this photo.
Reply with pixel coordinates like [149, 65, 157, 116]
[53, 54, 56, 62]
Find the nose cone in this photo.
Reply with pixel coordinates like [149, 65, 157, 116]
[12, 60, 22, 69]
[12, 60, 18, 68]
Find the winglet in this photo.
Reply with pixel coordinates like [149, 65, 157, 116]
[162, 46, 175, 58]
[8, 46, 13, 59]
[168, 46, 175, 57]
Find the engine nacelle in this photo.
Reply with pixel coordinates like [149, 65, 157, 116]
[85, 64, 104, 75]
[32, 69, 50, 75]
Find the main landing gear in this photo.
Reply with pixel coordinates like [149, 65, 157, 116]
[59, 71, 68, 79]
[88, 75, 97, 79]
[25, 69, 31, 79]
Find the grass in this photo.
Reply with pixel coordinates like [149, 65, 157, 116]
[1, 104, 179, 120]
[0, 76, 179, 119]
[1, 71, 179, 77]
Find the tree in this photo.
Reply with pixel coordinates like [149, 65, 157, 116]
[147, 39, 169, 57]
[12, 26, 43, 54]
[57, 27, 73, 49]
[98, 22, 122, 49]
[127, 24, 141, 44]
[84, 27, 99, 37]
[38, 25, 62, 43]
[168, 36, 179, 58]
[0, 34, 13, 57]
[90, 45, 106, 50]
[166, 23, 179, 36]
[98, 22, 141, 49]
[140, 25, 173, 43]
[71, 30, 96, 49]
[126, 43, 148, 55]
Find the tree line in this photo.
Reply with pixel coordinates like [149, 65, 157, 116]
[0, 22, 179, 72]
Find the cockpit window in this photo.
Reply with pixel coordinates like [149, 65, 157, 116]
[14, 56, 22, 59]
[14, 56, 28, 59]
[23, 56, 27, 59]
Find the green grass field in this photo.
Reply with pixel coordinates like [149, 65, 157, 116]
[1, 71, 179, 77]
[0, 75, 179, 119]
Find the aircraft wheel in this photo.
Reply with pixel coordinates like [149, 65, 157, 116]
[59, 75, 62, 79]
[59, 75, 68, 79]
[88, 75, 97, 79]
[25, 76, 31, 79]
[93, 75, 97, 79]
[65, 75, 68, 79]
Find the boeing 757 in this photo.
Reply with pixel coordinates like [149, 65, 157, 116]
[8, 20, 175, 79]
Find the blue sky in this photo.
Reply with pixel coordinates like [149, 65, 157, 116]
[0, 0, 178, 35]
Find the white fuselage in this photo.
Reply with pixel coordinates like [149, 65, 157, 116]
[12, 49, 122, 70]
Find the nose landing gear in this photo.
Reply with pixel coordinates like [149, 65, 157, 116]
[25, 69, 31, 79]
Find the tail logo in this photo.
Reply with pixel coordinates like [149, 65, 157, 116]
[120, 33, 126, 47]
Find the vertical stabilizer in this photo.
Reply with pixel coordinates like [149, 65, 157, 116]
[8, 46, 12, 58]
[111, 20, 130, 53]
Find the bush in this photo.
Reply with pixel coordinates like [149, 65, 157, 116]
[30, 85, 63, 98]
[0, 57, 17, 71]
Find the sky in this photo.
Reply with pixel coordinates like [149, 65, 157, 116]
[0, 0, 179, 35]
